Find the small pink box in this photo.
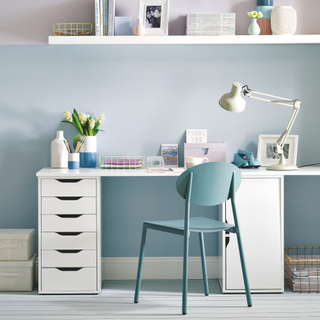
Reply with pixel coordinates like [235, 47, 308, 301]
[184, 143, 226, 168]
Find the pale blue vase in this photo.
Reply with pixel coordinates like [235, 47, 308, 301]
[248, 19, 260, 35]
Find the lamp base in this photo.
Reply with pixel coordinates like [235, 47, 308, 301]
[267, 163, 298, 171]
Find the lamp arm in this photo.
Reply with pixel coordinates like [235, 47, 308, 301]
[274, 107, 300, 153]
[243, 89, 299, 108]
[242, 86, 301, 155]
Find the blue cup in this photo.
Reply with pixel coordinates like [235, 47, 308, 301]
[68, 153, 80, 169]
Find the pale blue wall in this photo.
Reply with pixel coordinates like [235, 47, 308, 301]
[1, 44, 320, 257]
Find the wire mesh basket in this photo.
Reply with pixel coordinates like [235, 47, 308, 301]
[99, 155, 145, 169]
[53, 23, 93, 36]
[285, 247, 320, 292]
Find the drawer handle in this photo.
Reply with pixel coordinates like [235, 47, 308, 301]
[56, 232, 82, 236]
[57, 268, 82, 272]
[56, 250, 82, 254]
[57, 214, 82, 218]
[56, 197, 82, 201]
[56, 179, 82, 183]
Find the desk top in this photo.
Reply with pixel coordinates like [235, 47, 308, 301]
[36, 166, 320, 178]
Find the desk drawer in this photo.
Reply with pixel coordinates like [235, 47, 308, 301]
[41, 179, 96, 196]
[42, 215, 96, 232]
[42, 250, 96, 268]
[42, 233, 96, 250]
[42, 268, 97, 292]
[42, 197, 96, 215]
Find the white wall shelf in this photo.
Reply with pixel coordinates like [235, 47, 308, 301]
[48, 35, 320, 45]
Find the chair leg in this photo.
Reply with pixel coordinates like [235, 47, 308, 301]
[236, 232, 252, 307]
[134, 226, 147, 303]
[199, 232, 209, 296]
[182, 230, 190, 315]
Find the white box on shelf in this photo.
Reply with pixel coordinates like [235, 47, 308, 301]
[0, 254, 35, 291]
[0, 229, 35, 261]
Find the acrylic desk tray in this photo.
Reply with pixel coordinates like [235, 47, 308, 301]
[99, 155, 145, 169]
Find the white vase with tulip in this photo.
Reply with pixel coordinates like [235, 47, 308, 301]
[62, 109, 105, 168]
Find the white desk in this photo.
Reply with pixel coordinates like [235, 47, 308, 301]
[36, 166, 320, 294]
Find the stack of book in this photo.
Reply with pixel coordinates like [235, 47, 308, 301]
[95, 0, 115, 36]
[186, 13, 236, 36]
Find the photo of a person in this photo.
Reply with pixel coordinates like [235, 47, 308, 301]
[145, 6, 161, 28]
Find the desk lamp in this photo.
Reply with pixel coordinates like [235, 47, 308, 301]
[219, 81, 301, 171]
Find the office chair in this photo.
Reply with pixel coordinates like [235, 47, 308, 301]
[134, 162, 252, 314]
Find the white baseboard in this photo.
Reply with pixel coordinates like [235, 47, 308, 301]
[101, 256, 219, 280]
[35, 256, 219, 281]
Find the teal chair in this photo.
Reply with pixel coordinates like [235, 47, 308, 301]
[134, 162, 252, 315]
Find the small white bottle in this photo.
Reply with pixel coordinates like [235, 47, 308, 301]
[51, 131, 68, 168]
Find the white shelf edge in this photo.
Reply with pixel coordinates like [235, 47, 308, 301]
[48, 35, 320, 45]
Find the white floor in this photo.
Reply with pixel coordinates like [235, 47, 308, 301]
[0, 280, 319, 319]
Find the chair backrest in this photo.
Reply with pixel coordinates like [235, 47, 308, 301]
[176, 162, 241, 206]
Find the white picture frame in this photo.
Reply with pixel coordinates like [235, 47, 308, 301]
[138, 0, 170, 35]
[257, 134, 299, 167]
[186, 129, 207, 143]
[161, 144, 178, 167]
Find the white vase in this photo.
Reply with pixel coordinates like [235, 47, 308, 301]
[51, 131, 68, 169]
[80, 135, 97, 168]
[248, 19, 260, 36]
[133, 19, 145, 36]
[271, 6, 297, 35]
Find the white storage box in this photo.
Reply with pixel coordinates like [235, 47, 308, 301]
[0, 229, 35, 261]
[0, 254, 35, 291]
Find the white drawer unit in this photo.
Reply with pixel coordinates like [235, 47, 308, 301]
[38, 177, 101, 294]
[218, 176, 284, 293]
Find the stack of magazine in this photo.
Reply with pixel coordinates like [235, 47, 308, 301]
[186, 13, 236, 36]
[95, 0, 115, 36]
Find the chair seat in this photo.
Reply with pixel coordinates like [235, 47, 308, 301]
[144, 217, 235, 234]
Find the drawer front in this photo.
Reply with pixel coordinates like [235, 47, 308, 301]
[42, 268, 97, 292]
[41, 197, 96, 215]
[42, 233, 96, 250]
[42, 250, 96, 268]
[42, 215, 97, 232]
[41, 179, 96, 196]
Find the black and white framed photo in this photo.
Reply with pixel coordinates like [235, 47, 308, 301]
[138, 0, 170, 35]
[161, 144, 178, 167]
[257, 134, 299, 167]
